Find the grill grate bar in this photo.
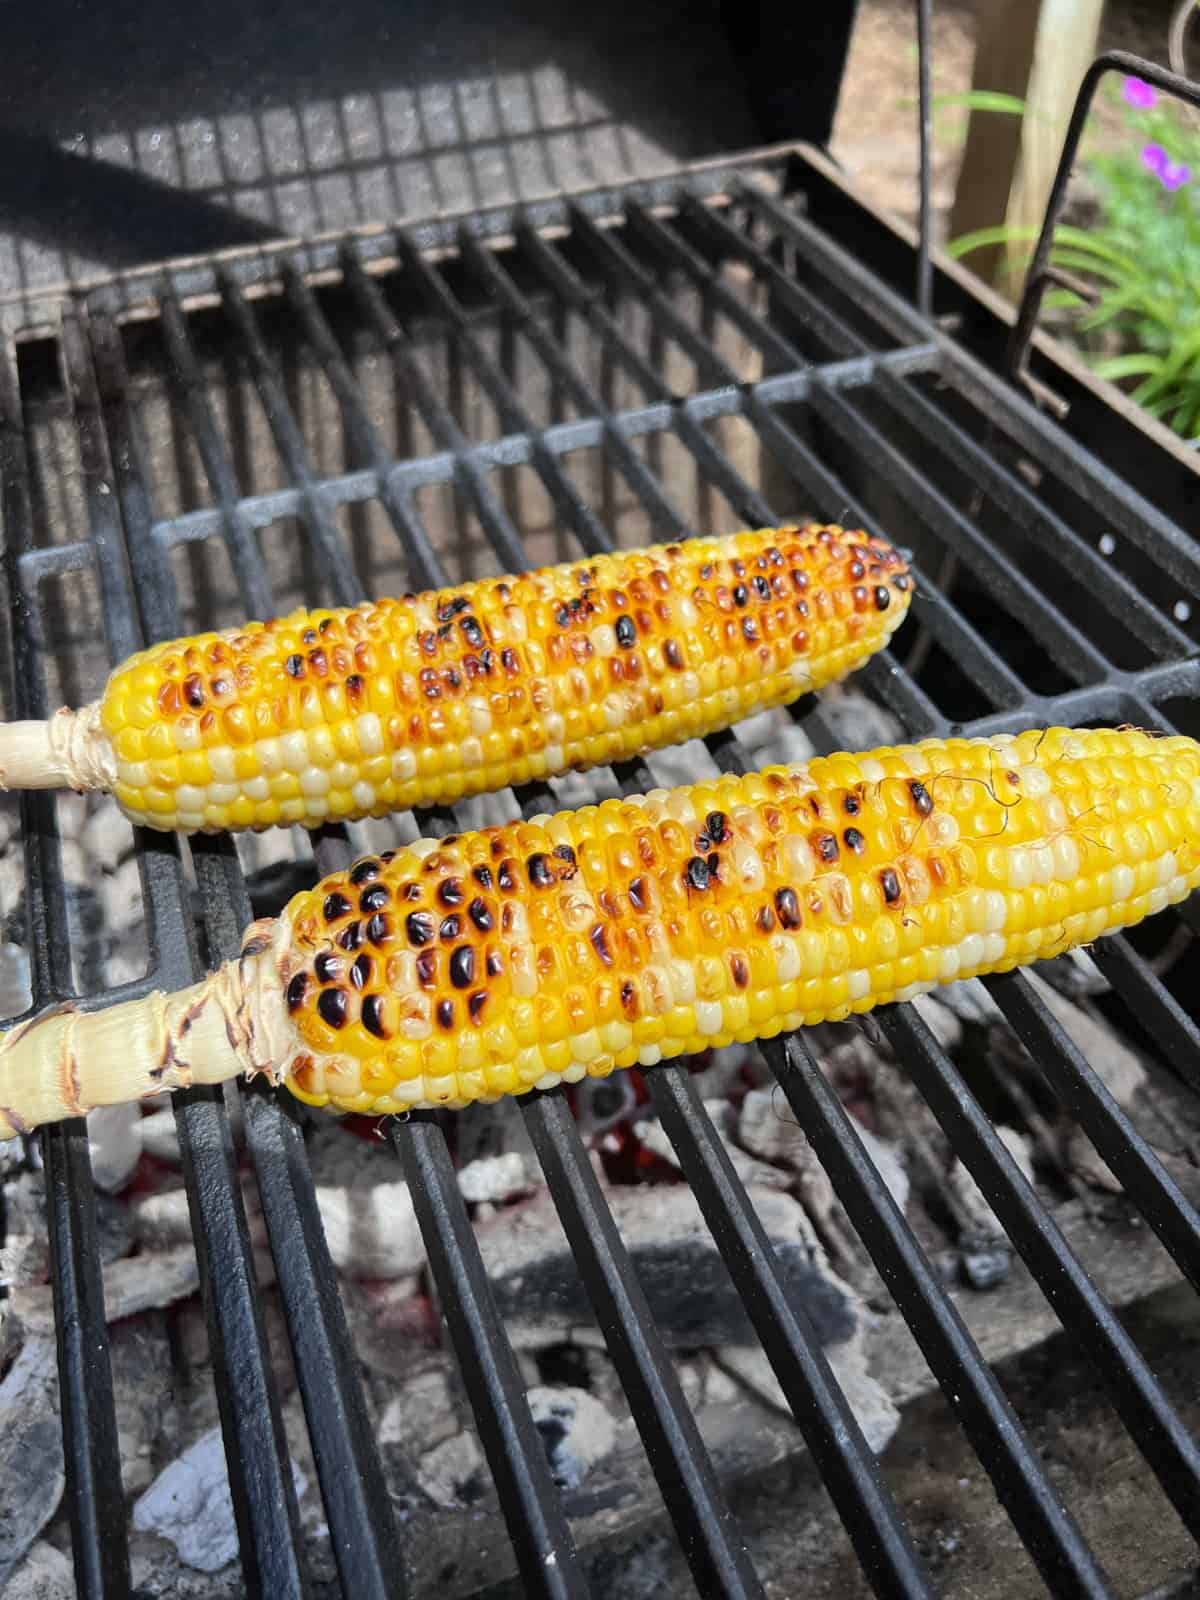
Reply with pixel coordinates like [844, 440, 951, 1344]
[278, 259, 452, 593]
[454, 228, 692, 541]
[87, 307, 381, 1597]
[2, 320, 129, 1599]
[215, 276, 362, 611]
[763, 1034, 1115, 1600]
[987, 970, 1200, 1296]
[645, 1063, 935, 1599]
[512, 224, 777, 527]
[157, 293, 276, 621]
[338, 248, 530, 576]
[390, 1113, 588, 1600]
[880, 1003, 1200, 1539]
[1088, 936, 1200, 1092]
[390, 234, 618, 557]
[519, 1091, 770, 1600]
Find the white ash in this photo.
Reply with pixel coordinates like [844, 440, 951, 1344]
[458, 1151, 540, 1206]
[338, 1274, 430, 1381]
[687, 1043, 772, 1101]
[87, 1103, 143, 1193]
[912, 993, 963, 1054]
[1, 1172, 51, 1290]
[134, 1426, 308, 1574]
[715, 1332, 900, 1456]
[140, 1105, 183, 1165]
[0, 1339, 64, 1587]
[948, 1126, 1035, 1242]
[376, 1363, 460, 1453]
[2, 1540, 76, 1600]
[417, 1429, 488, 1510]
[454, 1096, 544, 1197]
[0, 941, 31, 1019]
[526, 1385, 617, 1490]
[634, 1098, 791, 1191]
[818, 687, 904, 752]
[1022, 973, 1146, 1106]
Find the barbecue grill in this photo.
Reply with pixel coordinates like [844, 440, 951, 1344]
[5, 7, 1200, 1597]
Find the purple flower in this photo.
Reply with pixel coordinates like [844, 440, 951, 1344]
[1124, 76, 1157, 109]
[1142, 142, 1191, 190]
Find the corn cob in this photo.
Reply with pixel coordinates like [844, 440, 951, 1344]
[1, 726, 1196, 1138]
[0, 526, 911, 834]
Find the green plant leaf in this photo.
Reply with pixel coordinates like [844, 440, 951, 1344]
[1092, 353, 1165, 381]
[932, 91, 1029, 116]
[944, 223, 1039, 260]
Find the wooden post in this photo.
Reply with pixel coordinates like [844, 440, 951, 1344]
[949, 0, 1105, 293]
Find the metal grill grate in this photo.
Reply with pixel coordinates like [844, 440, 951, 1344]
[4, 147, 1200, 1599]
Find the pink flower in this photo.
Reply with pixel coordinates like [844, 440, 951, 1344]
[1142, 142, 1191, 190]
[1124, 76, 1157, 109]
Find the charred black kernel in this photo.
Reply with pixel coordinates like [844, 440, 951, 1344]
[814, 832, 839, 863]
[362, 995, 388, 1039]
[437, 595, 470, 622]
[472, 864, 494, 889]
[849, 559, 865, 580]
[752, 575, 770, 601]
[894, 574, 909, 591]
[461, 615, 484, 649]
[741, 616, 758, 643]
[286, 973, 309, 1011]
[444, 667, 461, 690]
[314, 951, 342, 984]
[768, 546, 783, 565]
[319, 617, 334, 633]
[284, 654, 305, 679]
[686, 856, 710, 891]
[756, 905, 775, 934]
[498, 860, 516, 893]
[880, 867, 902, 904]
[553, 838, 579, 876]
[620, 979, 639, 1015]
[909, 779, 933, 816]
[730, 954, 750, 989]
[707, 852, 720, 876]
[663, 639, 683, 669]
[436, 998, 455, 1030]
[733, 583, 748, 607]
[406, 911, 436, 947]
[317, 988, 348, 1029]
[350, 858, 381, 885]
[417, 951, 438, 987]
[843, 792, 861, 816]
[590, 923, 613, 967]
[705, 811, 728, 843]
[450, 946, 476, 989]
[350, 954, 373, 989]
[302, 629, 318, 645]
[469, 897, 493, 933]
[337, 921, 365, 952]
[874, 585, 891, 611]
[366, 912, 393, 945]
[501, 647, 519, 672]
[360, 883, 390, 913]
[345, 673, 365, 701]
[809, 796, 823, 818]
[844, 827, 866, 853]
[468, 990, 488, 1023]
[381, 850, 396, 862]
[527, 853, 555, 888]
[439, 914, 462, 941]
[323, 892, 352, 921]
[774, 887, 801, 928]
[615, 614, 637, 648]
[486, 950, 504, 978]
[402, 882, 422, 902]
[438, 878, 463, 907]
[555, 604, 570, 627]
[308, 647, 328, 675]
[419, 631, 438, 656]
[732, 558, 746, 576]
[419, 668, 441, 699]
[628, 876, 647, 912]
[693, 832, 711, 854]
[699, 562, 713, 580]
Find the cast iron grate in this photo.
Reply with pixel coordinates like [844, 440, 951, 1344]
[4, 147, 1200, 1599]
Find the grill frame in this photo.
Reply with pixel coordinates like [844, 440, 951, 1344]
[2, 143, 1200, 1599]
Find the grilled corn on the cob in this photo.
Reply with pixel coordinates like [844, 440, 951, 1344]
[0, 526, 911, 833]
[1, 726, 1196, 1137]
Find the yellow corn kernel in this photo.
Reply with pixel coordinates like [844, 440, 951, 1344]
[269, 727, 1200, 1115]
[92, 525, 912, 834]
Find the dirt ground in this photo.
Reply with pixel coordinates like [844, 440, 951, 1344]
[830, 0, 1188, 244]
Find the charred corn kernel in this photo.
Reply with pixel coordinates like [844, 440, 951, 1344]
[90, 525, 910, 833]
[266, 726, 1200, 1114]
